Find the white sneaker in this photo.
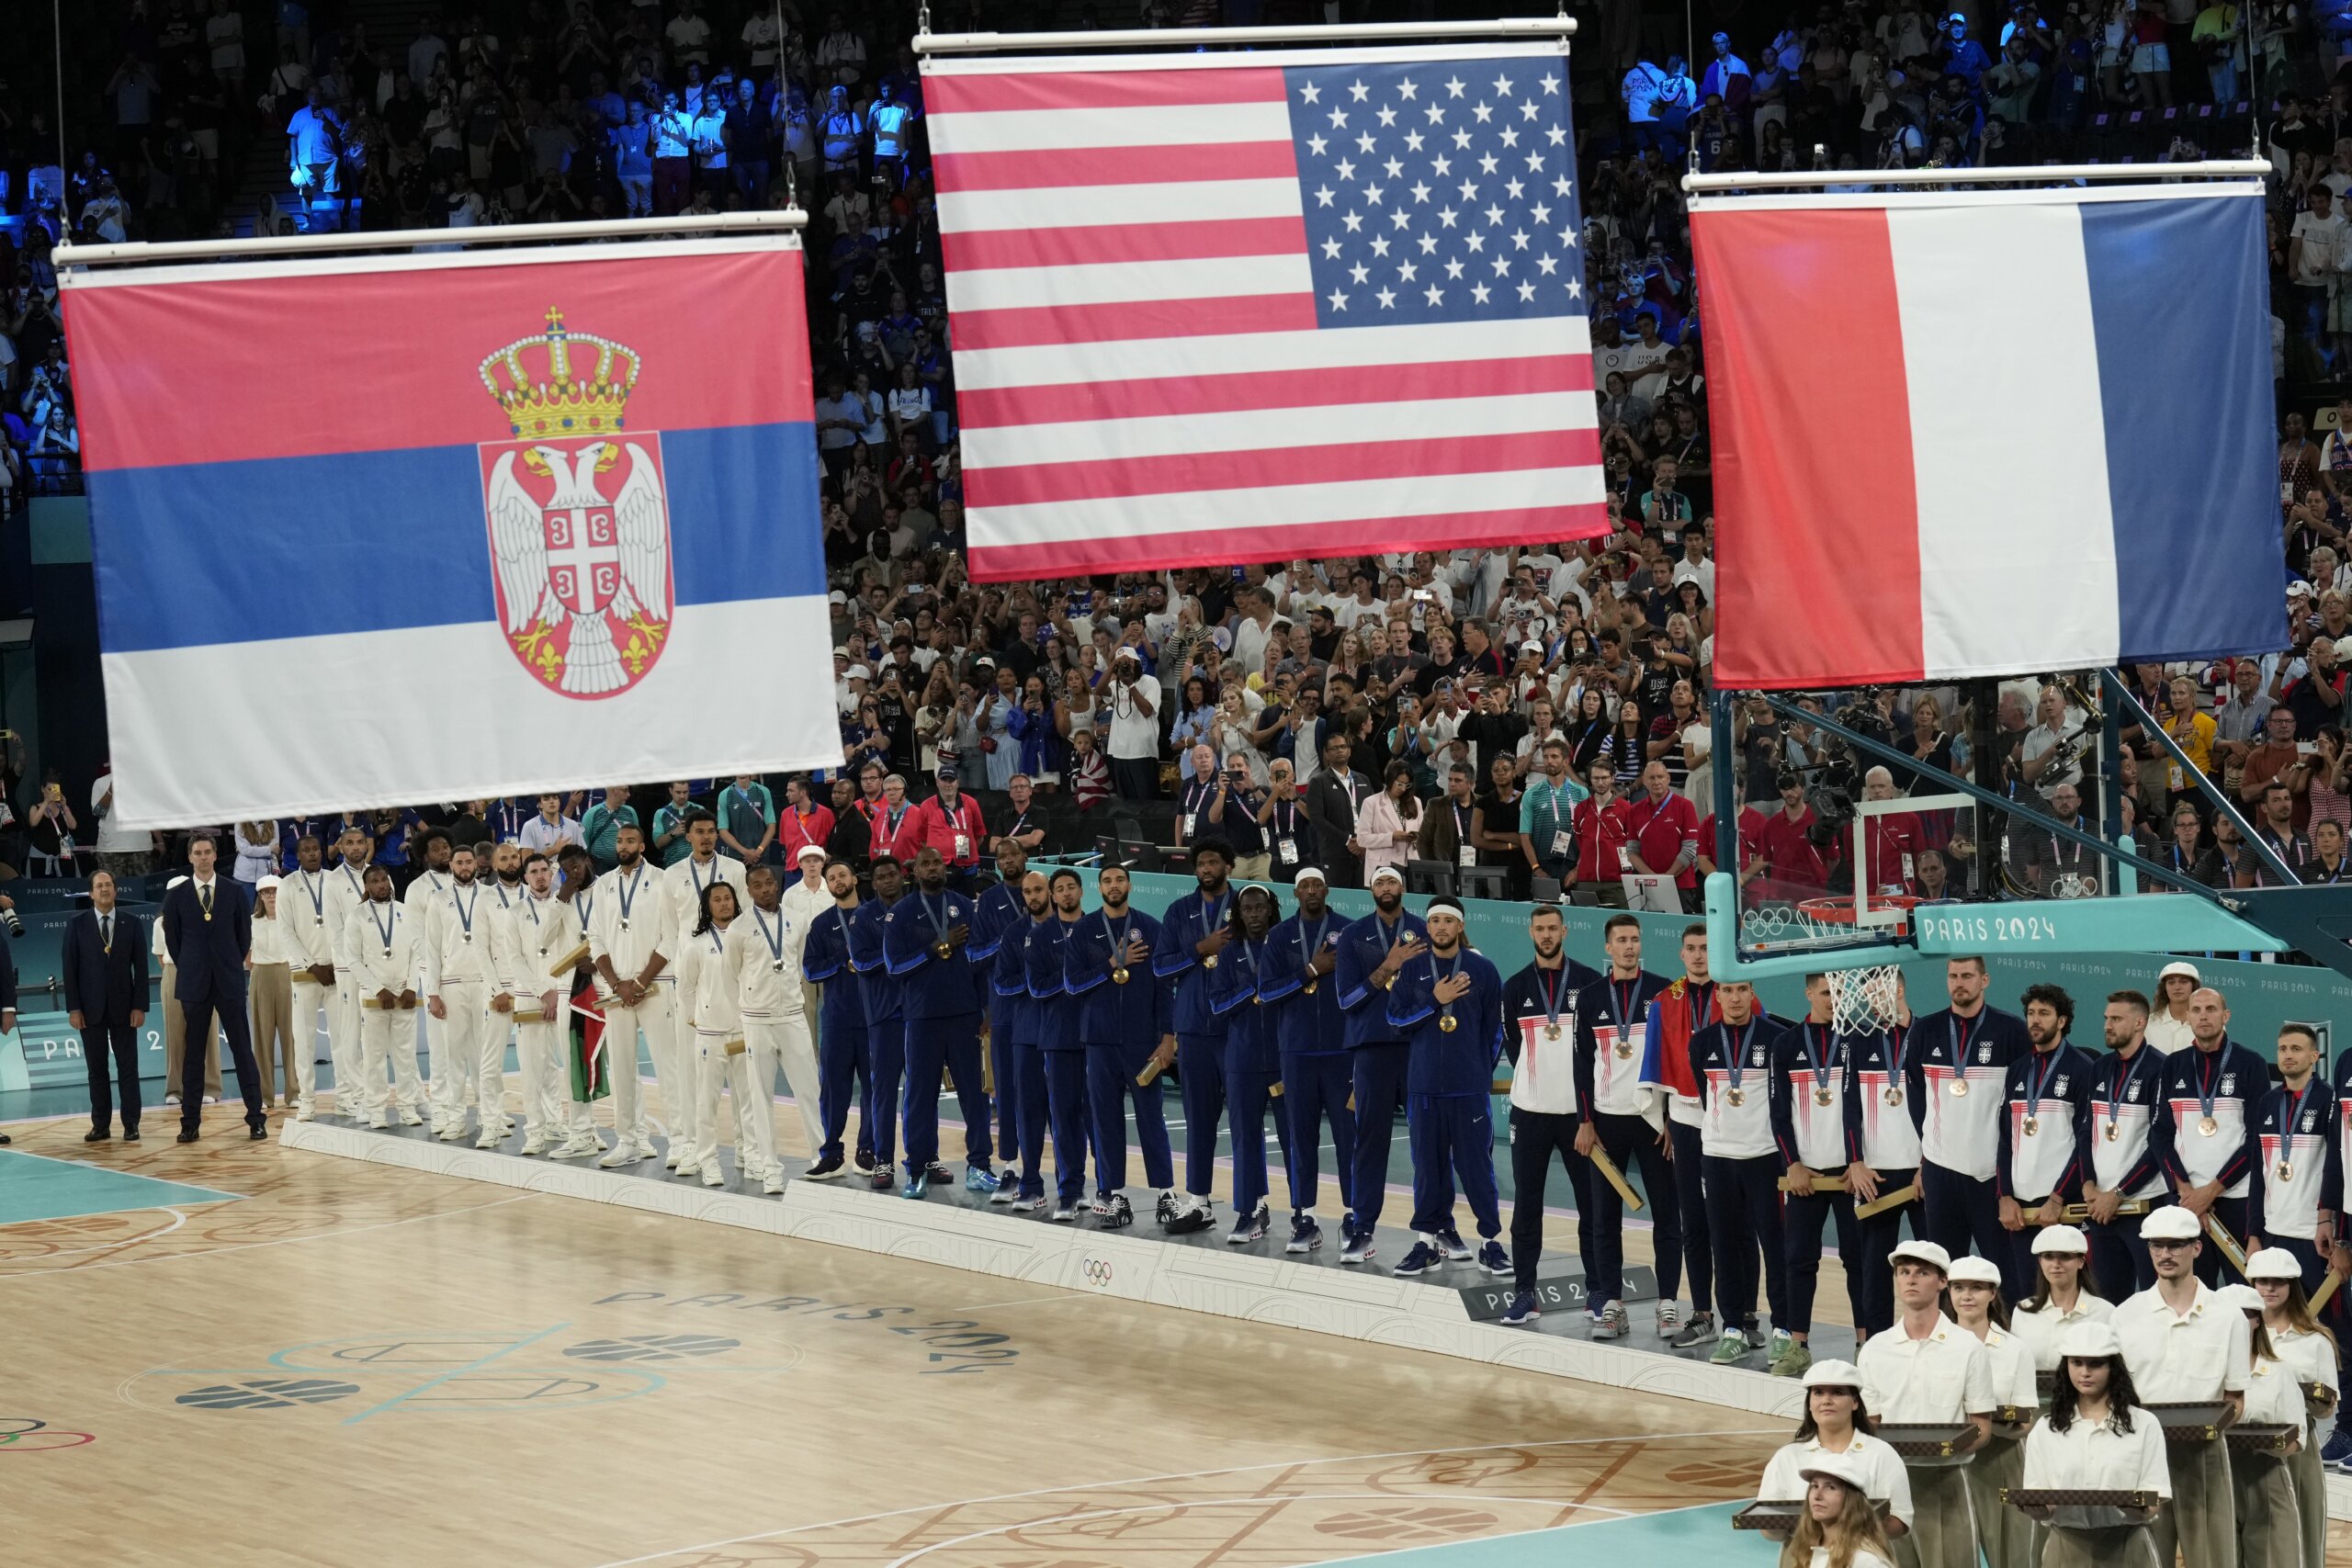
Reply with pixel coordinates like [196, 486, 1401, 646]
[630, 1138, 660, 1162]
[663, 1147, 685, 1170]
[1656, 1300, 1681, 1337]
[164, 1093, 182, 1106]
[702, 1161, 728, 1187]
[553, 1134, 600, 1159]
[397, 1108, 424, 1127]
[597, 1143, 643, 1168]
[763, 1169, 786, 1195]
[203, 1094, 220, 1106]
[475, 1125, 504, 1149]
[436, 1122, 468, 1141]
[521, 1132, 552, 1156]
[294, 1102, 316, 1122]
[367, 1114, 390, 1130]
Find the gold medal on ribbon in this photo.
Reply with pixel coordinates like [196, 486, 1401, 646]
[1439, 1014, 1458, 1033]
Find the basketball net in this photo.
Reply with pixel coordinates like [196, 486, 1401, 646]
[1827, 965, 1905, 1036]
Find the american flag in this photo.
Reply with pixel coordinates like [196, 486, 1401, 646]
[924, 45, 1607, 581]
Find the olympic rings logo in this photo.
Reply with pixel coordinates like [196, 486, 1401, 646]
[1080, 1258, 1114, 1286]
[0, 1418, 95, 1453]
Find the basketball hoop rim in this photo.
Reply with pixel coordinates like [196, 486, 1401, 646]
[1796, 893, 1921, 936]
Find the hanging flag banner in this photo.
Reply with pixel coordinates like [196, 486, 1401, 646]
[1691, 184, 2280, 689]
[61, 237, 830, 828]
[925, 41, 1608, 580]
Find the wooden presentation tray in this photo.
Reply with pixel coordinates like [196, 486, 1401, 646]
[2226, 1423, 2301, 1455]
[2143, 1402, 2232, 1443]
[1877, 1423, 1974, 1464]
[1731, 1501, 1804, 1531]
[2003, 1488, 2159, 1529]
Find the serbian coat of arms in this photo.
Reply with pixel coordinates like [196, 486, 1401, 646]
[478, 309, 673, 697]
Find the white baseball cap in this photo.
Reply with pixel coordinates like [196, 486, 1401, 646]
[1947, 1255, 2003, 1286]
[795, 843, 828, 863]
[2158, 960, 2201, 984]
[1796, 1450, 1872, 1494]
[2141, 1205, 2201, 1241]
[1801, 1359, 1864, 1390]
[2245, 1246, 2305, 1281]
[2054, 1321, 2122, 1359]
[1888, 1239, 1952, 1272]
[2031, 1224, 2090, 1256]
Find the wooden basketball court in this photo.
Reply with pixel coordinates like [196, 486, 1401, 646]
[9, 1099, 2352, 1568]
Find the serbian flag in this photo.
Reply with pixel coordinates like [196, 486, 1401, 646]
[925, 44, 1609, 579]
[1691, 185, 2282, 690]
[60, 237, 831, 829]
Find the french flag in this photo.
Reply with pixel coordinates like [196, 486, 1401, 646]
[1691, 186, 2282, 690]
[61, 238, 834, 829]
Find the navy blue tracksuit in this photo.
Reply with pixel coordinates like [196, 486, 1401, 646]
[1027, 915, 1090, 1207]
[1069, 907, 1173, 1198]
[970, 879, 1029, 1171]
[1210, 937, 1290, 1223]
[1154, 889, 1237, 1201]
[1265, 910, 1356, 1218]
[884, 887, 993, 1178]
[847, 896, 904, 1168]
[1386, 945, 1506, 1240]
[1334, 908, 1429, 1236]
[800, 904, 873, 1166]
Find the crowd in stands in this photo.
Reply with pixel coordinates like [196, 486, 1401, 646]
[5, 0, 2352, 945]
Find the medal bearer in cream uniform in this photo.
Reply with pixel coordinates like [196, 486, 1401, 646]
[2114, 1203, 2247, 1568]
[2018, 1321, 2170, 1568]
[402, 831, 469, 1134]
[1858, 1239, 1994, 1568]
[340, 866, 423, 1128]
[1945, 1255, 2036, 1568]
[2011, 1224, 2116, 1378]
[728, 864, 824, 1193]
[495, 852, 584, 1156]
[321, 827, 376, 1119]
[277, 841, 337, 1121]
[1782, 1450, 1900, 1568]
[246, 876, 297, 1111]
[2249, 1246, 2337, 1568]
[675, 878, 746, 1185]
[587, 822, 669, 1168]
[422, 847, 502, 1147]
[781, 843, 832, 1041]
[1758, 1359, 1915, 1535]
[2220, 1280, 2305, 1568]
[664, 813, 749, 1168]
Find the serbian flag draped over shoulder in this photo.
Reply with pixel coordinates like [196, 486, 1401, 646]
[1690, 183, 2283, 689]
[60, 236, 831, 829]
[923, 41, 1610, 580]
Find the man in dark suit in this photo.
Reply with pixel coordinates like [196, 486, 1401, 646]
[1304, 732, 1370, 890]
[163, 834, 266, 1142]
[63, 868, 151, 1142]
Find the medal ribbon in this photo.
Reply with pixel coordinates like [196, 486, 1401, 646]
[1612, 978, 1640, 1053]
[2025, 1043, 2064, 1121]
[2102, 1046, 2144, 1134]
[454, 885, 477, 942]
[1537, 962, 1565, 1032]
[2196, 1046, 2224, 1125]
[1805, 1022, 1837, 1099]
[369, 901, 395, 953]
[1950, 1013, 1979, 1089]
[2281, 1080, 2310, 1168]
[756, 908, 785, 964]
[616, 865, 644, 926]
[1724, 1017, 1757, 1095]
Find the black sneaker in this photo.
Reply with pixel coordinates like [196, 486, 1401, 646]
[1164, 1201, 1214, 1235]
[852, 1149, 877, 1178]
[1154, 1189, 1178, 1225]
[804, 1153, 846, 1181]
[1101, 1193, 1135, 1228]
[1499, 1290, 1542, 1326]
[869, 1165, 896, 1190]
[1669, 1310, 1719, 1350]
[925, 1160, 956, 1185]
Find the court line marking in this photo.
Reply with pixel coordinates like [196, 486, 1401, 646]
[340, 1320, 572, 1425]
[4, 1205, 193, 1260]
[583, 1427, 1787, 1568]
[0, 1191, 540, 1280]
[944, 1291, 1088, 1313]
[880, 1491, 1632, 1568]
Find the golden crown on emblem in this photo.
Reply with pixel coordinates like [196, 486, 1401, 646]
[479, 308, 641, 439]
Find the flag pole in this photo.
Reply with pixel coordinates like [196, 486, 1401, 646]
[57, 208, 807, 270]
[1683, 160, 2270, 194]
[915, 17, 1574, 55]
